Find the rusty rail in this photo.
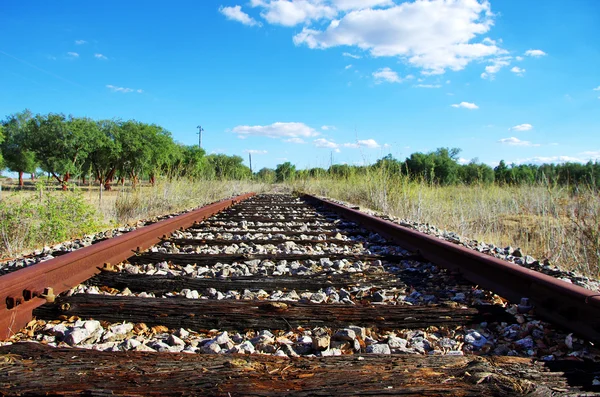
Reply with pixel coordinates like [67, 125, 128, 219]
[303, 194, 600, 343]
[0, 193, 255, 340]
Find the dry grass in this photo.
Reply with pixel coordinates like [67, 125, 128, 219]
[294, 173, 600, 278]
[0, 179, 276, 259]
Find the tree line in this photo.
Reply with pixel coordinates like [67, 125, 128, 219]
[0, 110, 251, 189]
[2, 110, 598, 189]
[265, 148, 600, 187]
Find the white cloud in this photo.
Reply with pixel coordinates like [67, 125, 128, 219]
[250, 0, 337, 26]
[515, 56, 524, 61]
[293, 0, 501, 75]
[593, 86, 600, 91]
[314, 138, 339, 149]
[525, 49, 546, 57]
[321, 125, 336, 131]
[457, 157, 469, 165]
[481, 56, 511, 79]
[509, 123, 533, 131]
[357, 139, 380, 148]
[516, 156, 586, 165]
[244, 149, 268, 154]
[498, 137, 540, 147]
[343, 52, 361, 59]
[330, 0, 394, 11]
[581, 151, 600, 160]
[219, 5, 262, 26]
[67, 52, 79, 58]
[415, 84, 441, 88]
[94, 53, 108, 60]
[232, 122, 319, 139]
[373, 67, 402, 84]
[510, 66, 525, 76]
[106, 84, 143, 94]
[345, 64, 352, 69]
[285, 137, 305, 143]
[451, 101, 479, 109]
[75, 40, 87, 45]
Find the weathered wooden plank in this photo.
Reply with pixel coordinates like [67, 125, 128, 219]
[129, 252, 415, 265]
[88, 271, 405, 294]
[185, 229, 372, 237]
[1, 342, 595, 396]
[33, 295, 512, 331]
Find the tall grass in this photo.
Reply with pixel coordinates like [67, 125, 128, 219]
[0, 179, 272, 259]
[294, 170, 600, 278]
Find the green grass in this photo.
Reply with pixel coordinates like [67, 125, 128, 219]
[0, 179, 273, 259]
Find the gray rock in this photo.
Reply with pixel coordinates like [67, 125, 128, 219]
[167, 334, 185, 347]
[515, 337, 534, 350]
[215, 331, 230, 345]
[333, 329, 357, 341]
[387, 336, 408, 349]
[201, 340, 222, 354]
[464, 331, 487, 349]
[347, 326, 366, 340]
[238, 340, 255, 354]
[175, 328, 190, 339]
[366, 344, 391, 354]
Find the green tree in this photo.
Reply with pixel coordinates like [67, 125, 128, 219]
[1, 110, 38, 186]
[28, 113, 93, 190]
[86, 120, 122, 190]
[275, 162, 296, 182]
[256, 167, 276, 183]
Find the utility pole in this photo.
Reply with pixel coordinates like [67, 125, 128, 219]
[249, 153, 253, 174]
[196, 125, 204, 149]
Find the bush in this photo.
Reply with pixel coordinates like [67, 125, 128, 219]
[0, 191, 102, 257]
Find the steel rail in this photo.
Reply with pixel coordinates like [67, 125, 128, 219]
[0, 193, 255, 340]
[303, 194, 600, 343]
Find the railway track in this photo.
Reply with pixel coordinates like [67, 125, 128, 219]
[1, 193, 600, 395]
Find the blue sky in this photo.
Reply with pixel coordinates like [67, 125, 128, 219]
[1, 0, 599, 171]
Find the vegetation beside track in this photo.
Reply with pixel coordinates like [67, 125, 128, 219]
[294, 173, 600, 278]
[1, 108, 598, 277]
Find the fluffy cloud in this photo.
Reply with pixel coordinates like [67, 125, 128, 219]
[451, 101, 479, 109]
[330, 0, 393, 11]
[373, 67, 402, 84]
[250, 0, 337, 26]
[343, 52, 361, 59]
[481, 57, 511, 79]
[244, 149, 268, 154]
[233, 122, 319, 139]
[345, 64, 353, 69]
[106, 85, 143, 93]
[510, 66, 525, 76]
[593, 86, 600, 91]
[344, 139, 380, 148]
[67, 52, 79, 58]
[293, 0, 501, 75]
[285, 137, 305, 143]
[94, 53, 108, 60]
[498, 137, 539, 147]
[415, 84, 441, 88]
[321, 125, 336, 130]
[509, 123, 533, 131]
[220, 5, 262, 26]
[314, 138, 339, 148]
[515, 156, 586, 165]
[525, 49, 547, 57]
[75, 40, 87, 45]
